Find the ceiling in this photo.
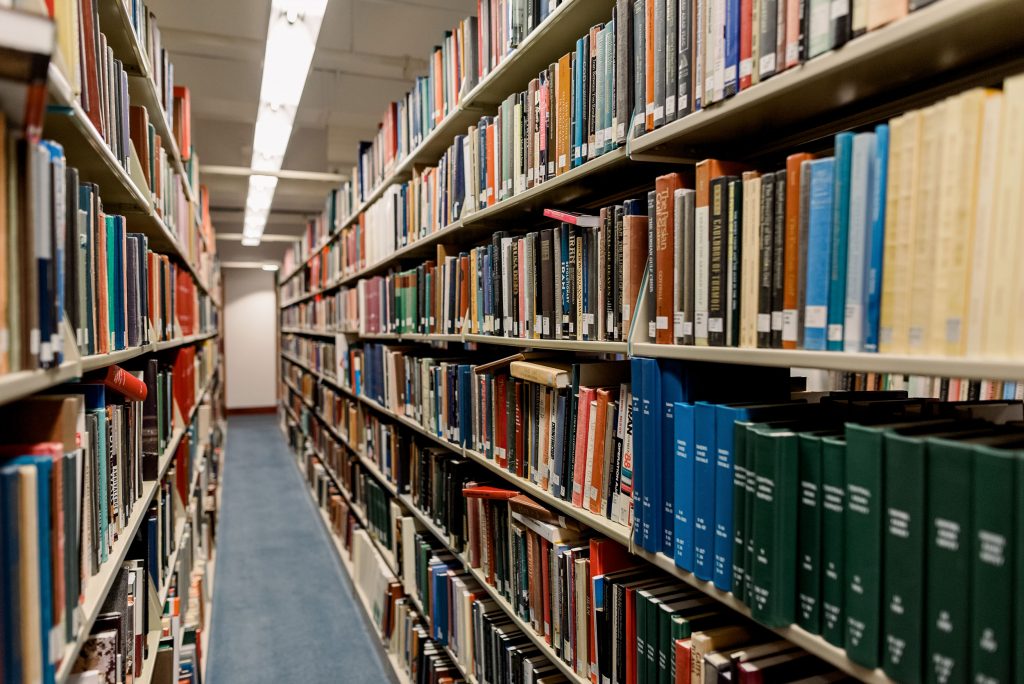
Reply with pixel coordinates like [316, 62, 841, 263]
[146, 0, 477, 264]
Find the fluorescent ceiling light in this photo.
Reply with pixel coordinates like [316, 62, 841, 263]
[262, 264, 281, 271]
[242, 0, 328, 243]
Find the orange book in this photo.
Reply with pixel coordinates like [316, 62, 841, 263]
[571, 387, 596, 508]
[556, 53, 572, 175]
[172, 86, 191, 158]
[458, 253, 470, 332]
[645, 0, 655, 131]
[654, 173, 687, 344]
[695, 159, 750, 346]
[782, 152, 813, 349]
[587, 388, 613, 513]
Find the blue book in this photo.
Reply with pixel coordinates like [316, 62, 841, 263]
[673, 402, 696, 572]
[693, 402, 717, 580]
[630, 358, 645, 547]
[573, 37, 586, 167]
[864, 124, 889, 353]
[842, 131, 876, 353]
[43, 141, 66, 365]
[827, 133, 854, 351]
[802, 158, 836, 350]
[431, 562, 450, 643]
[724, 0, 741, 97]
[714, 404, 749, 591]
[639, 358, 662, 553]
[0, 466, 23, 682]
[659, 360, 684, 556]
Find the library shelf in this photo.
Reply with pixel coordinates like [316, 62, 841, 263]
[158, 519, 189, 605]
[0, 332, 216, 407]
[94, 0, 199, 205]
[54, 366, 217, 683]
[629, 0, 1024, 162]
[134, 627, 164, 684]
[280, 327, 338, 338]
[46, 66, 215, 297]
[281, 346, 907, 682]
[463, 333, 628, 354]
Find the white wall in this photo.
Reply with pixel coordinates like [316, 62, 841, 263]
[223, 268, 278, 409]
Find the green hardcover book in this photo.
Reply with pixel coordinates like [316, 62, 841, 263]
[636, 587, 649, 684]
[882, 431, 927, 683]
[743, 422, 759, 603]
[652, 592, 700, 684]
[797, 432, 824, 634]
[843, 423, 884, 667]
[750, 429, 799, 627]
[732, 420, 752, 603]
[925, 437, 973, 684]
[971, 444, 1019, 684]
[821, 435, 846, 646]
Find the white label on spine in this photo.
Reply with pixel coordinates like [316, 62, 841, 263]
[552, 474, 560, 487]
[617, 123, 625, 140]
[654, 106, 664, 121]
[589, 486, 599, 501]
[786, 44, 799, 65]
[739, 58, 752, 78]
[528, 168, 534, 182]
[623, 304, 630, 321]
[759, 53, 776, 76]
[674, 313, 684, 338]
[535, 315, 542, 332]
[543, 318, 550, 336]
[805, 305, 828, 328]
[645, 102, 654, 115]
[656, 315, 669, 330]
[771, 311, 783, 331]
[782, 310, 798, 342]
[757, 314, 771, 333]
[558, 154, 567, 168]
[430, 316, 436, 326]
[649, 321, 656, 338]
[30, 328, 39, 354]
[831, 0, 850, 18]
[828, 324, 844, 342]
[549, 162, 555, 175]
[633, 113, 645, 129]
[695, 312, 708, 340]
[683, 321, 693, 336]
[708, 317, 724, 333]
[485, 315, 494, 332]
[666, 96, 676, 116]
[607, 313, 615, 332]
[724, 65, 737, 83]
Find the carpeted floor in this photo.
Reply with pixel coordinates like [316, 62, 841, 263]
[206, 414, 393, 683]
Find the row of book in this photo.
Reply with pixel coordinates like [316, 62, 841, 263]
[346, 0, 571, 210]
[284, 72, 1024, 361]
[0, 346, 215, 683]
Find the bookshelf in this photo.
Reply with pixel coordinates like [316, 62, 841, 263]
[276, 0, 1024, 682]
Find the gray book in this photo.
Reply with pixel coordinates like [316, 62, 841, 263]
[675, 188, 696, 344]
[632, 0, 646, 139]
[665, 0, 678, 123]
[678, 0, 692, 117]
[759, 0, 778, 79]
[614, 0, 632, 145]
[653, 0, 666, 128]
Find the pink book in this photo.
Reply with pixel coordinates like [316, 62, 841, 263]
[571, 387, 596, 508]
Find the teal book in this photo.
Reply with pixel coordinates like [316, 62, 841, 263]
[827, 132, 854, 351]
[797, 432, 825, 634]
[732, 421, 754, 602]
[673, 402, 696, 572]
[820, 435, 846, 646]
[882, 432, 927, 683]
[925, 437, 973, 684]
[971, 444, 1018, 684]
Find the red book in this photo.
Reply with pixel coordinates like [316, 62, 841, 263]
[172, 86, 192, 159]
[495, 374, 507, 468]
[514, 381, 526, 478]
[542, 209, 600, 227]
[103, 365, 148, 401]
[739, 0, 754, 90]
[675, 639, 692, 684]
[541, 537, 552, 642]
[462, 485, 518, 500]
[654, 173, 687, 344]
[571, 387, 595, 508]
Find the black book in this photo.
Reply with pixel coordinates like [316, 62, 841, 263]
[757, 172, 776, 348]
[510, 238, 519, 337]
[727, 178, 743, 347]
[708, 176, 731, 346]
[677, 0, 692, 119]
[771, 171, 787, 348]
[492, 231, 505, 335]
[632, 0, 646, 139]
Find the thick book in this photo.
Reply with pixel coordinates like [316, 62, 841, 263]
[756, 172, 775, 348]
[802, 158, 835, 351]
[654, 173, 687, 344]
[782, 153, 813, 349]
[827, 132, 854, 351]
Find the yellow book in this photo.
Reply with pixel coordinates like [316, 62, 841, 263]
[878, 110, 921, 354]
[1001, 74, 1024, 356]
[906, 101, 946, 354]
[739, 172, 761, 348]
[965, 91, 1004, 358]
[984, 75, 1024, 357]
[930, 89, 990, 356]
[53, 0, 81, 96]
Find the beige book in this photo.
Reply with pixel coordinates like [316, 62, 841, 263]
[965, 91, 1004, 357]
[1002, 75, 1024, 356]
[740, 172, 762, 348]
[582, 398, 598, 510]
[574, 556, 589, 676]
[879, 110, 922, 353]
[18, 466, 44, 683]
[690, 624, 756, 684]
[930, 89, 989, 356]
[906, 101, 947, 354]
[509, 360, 571, 388]
[866, 0, 907, 30]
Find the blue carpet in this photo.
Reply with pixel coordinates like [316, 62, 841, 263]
[207, 414, 393, 683]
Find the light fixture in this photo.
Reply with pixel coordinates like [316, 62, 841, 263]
[262, 264, 280, 271]
[241, 0, 329, 245]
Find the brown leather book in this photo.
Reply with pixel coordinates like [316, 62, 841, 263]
[645, 0, 655, 131]
[654, 173, 687, 344]
[555, 53, 572, 175]
[78, 0, 104, 136]
[783, 152, 814, 349]
[458, 253, 470, 332]
[587, 387, 615, 514]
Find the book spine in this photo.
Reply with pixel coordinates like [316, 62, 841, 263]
[756, 172, 775, 348]
[770, 171, 786, 348]
[708, 177, 727, 346]
[677, 0, 692, 118]
[821, 436, 845, 646]
[881, 433, 926, 682]
[693, 401, 716, 579]
[802, 159, 834, 351]
[827, 132, 854, 351]
[724, 0, 740, 97]
[712, 406, 745, 591]
[641, 358, 662, 553]
[796, 434, 823, 633]
[863, 124, 889, 353]
[674, 402, 696, 572]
